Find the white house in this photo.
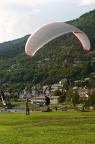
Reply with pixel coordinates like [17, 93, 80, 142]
[59, 78, 67, 86]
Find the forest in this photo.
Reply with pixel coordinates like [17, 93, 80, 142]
[0, 9, 95, 91]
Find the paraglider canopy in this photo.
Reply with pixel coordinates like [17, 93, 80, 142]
[0, 89, 6, 106]
[25, 22, 90, 58]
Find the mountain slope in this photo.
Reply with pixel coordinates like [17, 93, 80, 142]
[0, 9, 95, 87]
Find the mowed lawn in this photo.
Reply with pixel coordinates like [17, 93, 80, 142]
[0, 110, 95, 144]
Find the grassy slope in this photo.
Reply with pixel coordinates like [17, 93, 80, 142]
[0, 110, 95, 144]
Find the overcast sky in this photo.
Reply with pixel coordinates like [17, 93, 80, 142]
[0, 0, 95, 43]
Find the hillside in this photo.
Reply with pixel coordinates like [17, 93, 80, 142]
[0, 9, 95, 90]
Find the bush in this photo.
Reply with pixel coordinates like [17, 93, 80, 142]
[58, 94, 66, 103]
[53, 90, 62, 96]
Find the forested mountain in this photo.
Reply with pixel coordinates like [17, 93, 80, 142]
[0, 9, 95, 89]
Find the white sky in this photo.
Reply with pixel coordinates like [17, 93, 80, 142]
[0, 0, 95, 43]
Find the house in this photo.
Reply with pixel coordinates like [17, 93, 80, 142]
[50, 96, 59, 104]
[59, 78, 67, 86]
[91, 57, 95, 63]
[31, 95, 59, 105]
[31, 96, 45, 105]
[77, 87, 89, 99]
[84, 77, 90, 81]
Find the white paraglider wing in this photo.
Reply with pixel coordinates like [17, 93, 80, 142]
[25, 22, 90, 58]
[0, 89, 6, 106]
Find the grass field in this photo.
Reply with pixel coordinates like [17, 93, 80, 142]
[0, 110, 95, 144]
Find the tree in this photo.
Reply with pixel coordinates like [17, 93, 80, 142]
[72, 91, 80, 106]
[53, 90, 62, 96]
[58, 93, 66, 103]
[89, 91, 95, 110]
[66, 88, 73, 102]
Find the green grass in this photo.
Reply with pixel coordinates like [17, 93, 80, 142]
[0, 110, 95, 144]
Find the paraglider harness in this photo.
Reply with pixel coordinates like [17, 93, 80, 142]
[43, 96, 52, 112]
[45, 96, 50, 105]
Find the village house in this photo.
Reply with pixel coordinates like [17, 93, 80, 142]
[31, 95, 59, 105]
[59, 78, 67, 86]
[78, 87, 89, 99]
